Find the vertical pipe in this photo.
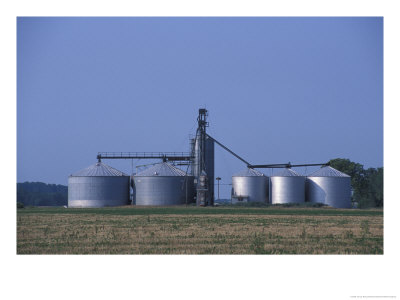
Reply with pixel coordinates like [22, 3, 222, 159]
[217, 180, 220, 200]
[268, 176, 271, 204]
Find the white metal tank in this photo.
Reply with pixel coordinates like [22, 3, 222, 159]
[306, 166, 351, 208]
[232, 168, 268, 203]
[270, 168, 305, 204]
[68, 162, 130, 207]
[134, 162, 195, 206]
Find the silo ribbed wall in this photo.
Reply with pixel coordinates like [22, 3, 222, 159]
[232, 176, 268, 202]
[306, 177, 351, 208]
[68, 176, 130, 207]
[134, 176, 195, 206]
[271, 176, 305, 204]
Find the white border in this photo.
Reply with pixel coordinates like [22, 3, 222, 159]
[2, 1, 399, 299]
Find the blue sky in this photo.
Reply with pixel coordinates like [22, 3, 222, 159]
[17, 17, 383, 198]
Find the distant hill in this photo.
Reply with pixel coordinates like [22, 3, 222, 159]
[17, 182, 67, 206]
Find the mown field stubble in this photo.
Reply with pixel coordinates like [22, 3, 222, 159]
[17, 207, 383, 254]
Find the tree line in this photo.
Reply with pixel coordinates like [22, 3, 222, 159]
[329, 158, 383, 208]
[17, 182, 67, 207]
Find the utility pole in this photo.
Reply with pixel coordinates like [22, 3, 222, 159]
[216, 177, 221, 201]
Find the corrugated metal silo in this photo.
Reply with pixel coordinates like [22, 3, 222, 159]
[68, 162, 130, 207]
[134, 162, 195, 206]
[232, 168, 268, 203]
[270, 168, 305, 204]
[306, 166, 351, 208]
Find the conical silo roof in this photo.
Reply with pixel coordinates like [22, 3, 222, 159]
[135, 162, 188, 177]
[308, 166, 350, 177]
[71, 162, 127, 177]
[272, 168, 301, 177]
[233, 168, 265, 177]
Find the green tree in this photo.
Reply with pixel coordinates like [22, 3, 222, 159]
[365, 167, 383, 207]
[328, 158, 383, 208]
[17, 182, 68, 206]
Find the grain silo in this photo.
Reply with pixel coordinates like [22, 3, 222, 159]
[68, 162, 130, 207]
[232, 168, 268, 203]
[270, 168, 305, 204]
[306, 166, 351, 208]
[133, 162, 194, 206]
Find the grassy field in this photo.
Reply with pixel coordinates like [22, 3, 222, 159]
[17, 206, 383, 254]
